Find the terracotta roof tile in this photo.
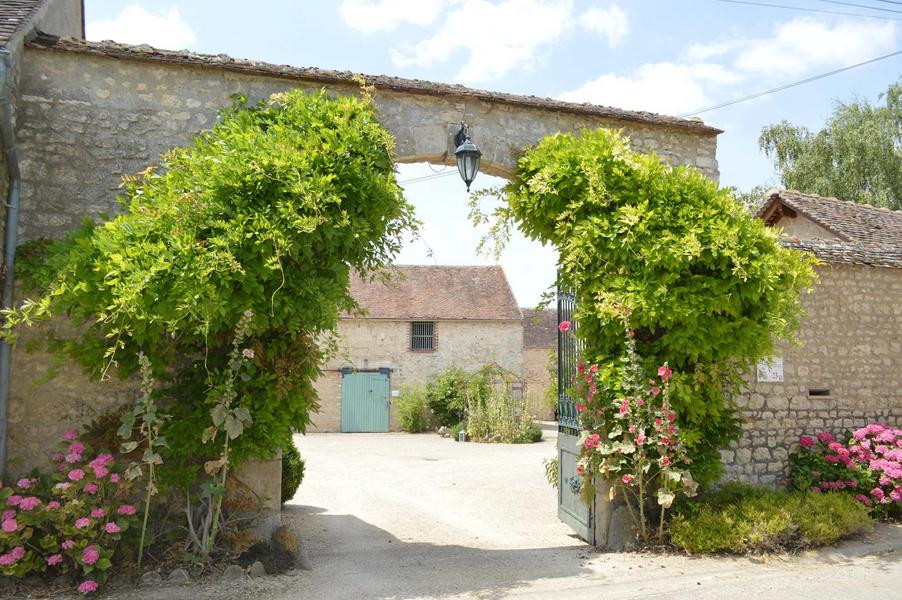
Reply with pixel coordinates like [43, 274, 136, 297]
[26, 33, 721, 135]
[758, 189, 902, 244]
[781, 238, 902, 269]
[347, 265, 522, 321]
[0, 0, 46, 47]
[522, 307, 557, 349]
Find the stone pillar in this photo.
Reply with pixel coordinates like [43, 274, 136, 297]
[593, 479, 636, 550]
[233, 450, 282, 538]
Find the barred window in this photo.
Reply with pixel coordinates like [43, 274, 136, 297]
[410, 321, 435, 351]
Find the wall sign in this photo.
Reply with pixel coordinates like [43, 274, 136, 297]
[756, 356, 784, 382]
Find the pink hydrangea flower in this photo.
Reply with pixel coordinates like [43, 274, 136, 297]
[799, 435, 815, 448]
[109, 473, 120, 483]
[61, 540, 75, 550]
[91, 466, 108, 479]
[0, 554, 13, 566]
[47, 501, 61, 510]
[104, 522, 121, 534]
[90, 508, 105, 518]
[817, 431, 835, 444]
[871, 487, 885, 501]
[10, 546, 25, 560]
[74, 517, 91, 529]
[82, 546, 100, 565]
[65, 452, 82, 464]
[62, 430, 78, 442]
[2, 509, 14, 521]
[117, 504, 136, 516]
[68, 469, 85, 482]
[55, 482, 71, 490]
[78, 580, 98, 594]
[16, 478, 32, 489]
[51, 452, 64, 462]
[68, 442, 85, 454]
[558, 320, 570, 333]
[83, 483, 99, 495]
[18, 496, 40, 511]
[2, 518, 17, 532]
[47, 554, 63, 566]
[7, 495, 21, 506]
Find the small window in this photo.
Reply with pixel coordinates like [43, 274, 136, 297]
[410, 321, 435, 351]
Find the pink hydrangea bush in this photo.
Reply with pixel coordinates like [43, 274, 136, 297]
[571, 310, 697, 542]
[790, 423, 902, 517]
[0, 430, 139, 593]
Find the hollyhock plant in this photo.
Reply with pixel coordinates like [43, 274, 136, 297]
[574, 312, 697, 543]
[790, 423, 902, 518]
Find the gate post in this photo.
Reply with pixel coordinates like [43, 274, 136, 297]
[593, 479, 637, 550]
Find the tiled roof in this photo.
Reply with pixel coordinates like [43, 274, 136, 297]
[0, 0, 46, 47]
[522, 308, 557, 349]
[758, 189, 902, 244]
[27, 33, 722, 135]
[347, 265, 522, 321]
[781, 238, 902, 269]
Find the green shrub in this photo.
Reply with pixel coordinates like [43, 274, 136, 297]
[449, 421, 467, 441]
[528, 422, 543, 442]
[281, 443, 305, 504]
[397, 386, 432, 433]
[466, 367, 534, 444]
[425, 367, 489, 426]
[670, 482, 872, 554]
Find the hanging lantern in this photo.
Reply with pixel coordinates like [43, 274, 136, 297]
[454, 122, 481, 192]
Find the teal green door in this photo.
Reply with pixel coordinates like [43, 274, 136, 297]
[341, 371, 390, 432]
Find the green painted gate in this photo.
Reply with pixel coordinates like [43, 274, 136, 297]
[341, 369, 390, 433]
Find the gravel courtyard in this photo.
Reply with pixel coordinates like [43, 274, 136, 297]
[99, 426, 901, 599]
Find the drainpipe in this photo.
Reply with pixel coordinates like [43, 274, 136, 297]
[0, 48, 21, 477]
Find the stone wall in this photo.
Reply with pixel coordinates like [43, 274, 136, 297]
[723, 262, 902, 485]
[523, 347, 554, 421]
[310, 318, 523, 432]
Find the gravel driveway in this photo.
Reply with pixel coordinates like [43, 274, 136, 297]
[97, 426, 901, 599]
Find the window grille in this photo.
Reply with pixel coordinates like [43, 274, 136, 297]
[410, 321, 435, 351]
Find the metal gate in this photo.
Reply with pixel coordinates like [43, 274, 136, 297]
[341, 369, 390, 433]
[557, 288, 594, 543]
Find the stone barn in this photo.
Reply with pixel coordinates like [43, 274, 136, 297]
[312, 265, 524, 432]
[521, 308, 556, 421]
[722, 189, 902, 484]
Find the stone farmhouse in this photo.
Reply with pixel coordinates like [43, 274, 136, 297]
[312, 265, 524, 433]
[521, 308, 557, 421]
[724, 190, 902, 485]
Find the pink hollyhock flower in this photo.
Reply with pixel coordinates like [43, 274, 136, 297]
[62, 430, 78, 441]
[0, 554, 13, 566]
[799, 435, 815, 448]
[16, 478, 32, 489]
[660, 456, 671, 467]
[74, 517, 91, 529]
[68, 469, 85, 482]
[621, 474, 634, 485]
[1, 518, 16, 533]
[667, 412, 676, 423]
[636, 398, 644, 407]
[2, 509, 14, 521]
[61, 540, 75, 550]
[78, 580, 98, 594]
[618, 400, 629, 415]
[590, 364, 598, 373]
[628, 425, 637, 434]
[7, 495, 21, 506]
[47, 554, 63, 566]
[588, 384, 597, 394]
[90, 508, 105, 518]
[575, 404, 586, 412]
[667, 426, 676, 435]
[51, 452, 64, 462]
[817, 431, 835, 444]
[657, 365, 672, 381]
[627, 330, 635, 338]
[10, 546, 25, 560]
[18, 497, 40, 511]
[104, 522, 121, 534]
[83, 483, 99, 495]
[117, 504, 136, 516]
[636, 435, 646, 445]
[558, 321, 571, 333]
[68, 442, 85, 454]
[243, 309, 253, 318]
[47, 501, 61, 510]
[654, 418, 663, 427]
[82, 546, 100, 565]
[109, 473, 121, 483]
[576, 465, 584, 475]
[242, 348, 255, 359]
[577, 362, 585, 374]
[650, 386, 660, 396]
[584, 434, 601, 449]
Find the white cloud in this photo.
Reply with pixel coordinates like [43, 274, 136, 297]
[338, 0, 451, 34]
[558, 62, 741, 115]
[734, 18, 897, 76]
[390, 0, 575, 84]
[86, 5, 196, 49]
[579, 5, 629, 48]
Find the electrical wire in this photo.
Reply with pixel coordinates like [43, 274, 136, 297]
[681, 48, 902, 116]
[816, 0, 902, 14]
[715, 0, 902, 20]
[397, 171, 459, 185]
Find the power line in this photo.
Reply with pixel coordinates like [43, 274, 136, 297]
[681, 48, 902, 117]
[872, 0, 902, 5]
[715, 0, 902, 20]
[817, 0, 902, 14]
[397, 171, 458, 185]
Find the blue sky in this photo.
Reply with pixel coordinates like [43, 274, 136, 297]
[83, 1, 902, 305]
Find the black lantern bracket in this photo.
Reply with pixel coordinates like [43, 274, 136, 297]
[453, 121, 481, 192]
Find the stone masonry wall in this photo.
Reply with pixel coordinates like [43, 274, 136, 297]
[723, 263, 902, 485]
[523, 347, 554, 421]
[310, 319, 523, 432]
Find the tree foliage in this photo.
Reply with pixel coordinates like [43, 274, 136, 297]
[6, 89, 417, 474]
[760, 79, 902, 208]
[483, 128, 816, 485]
